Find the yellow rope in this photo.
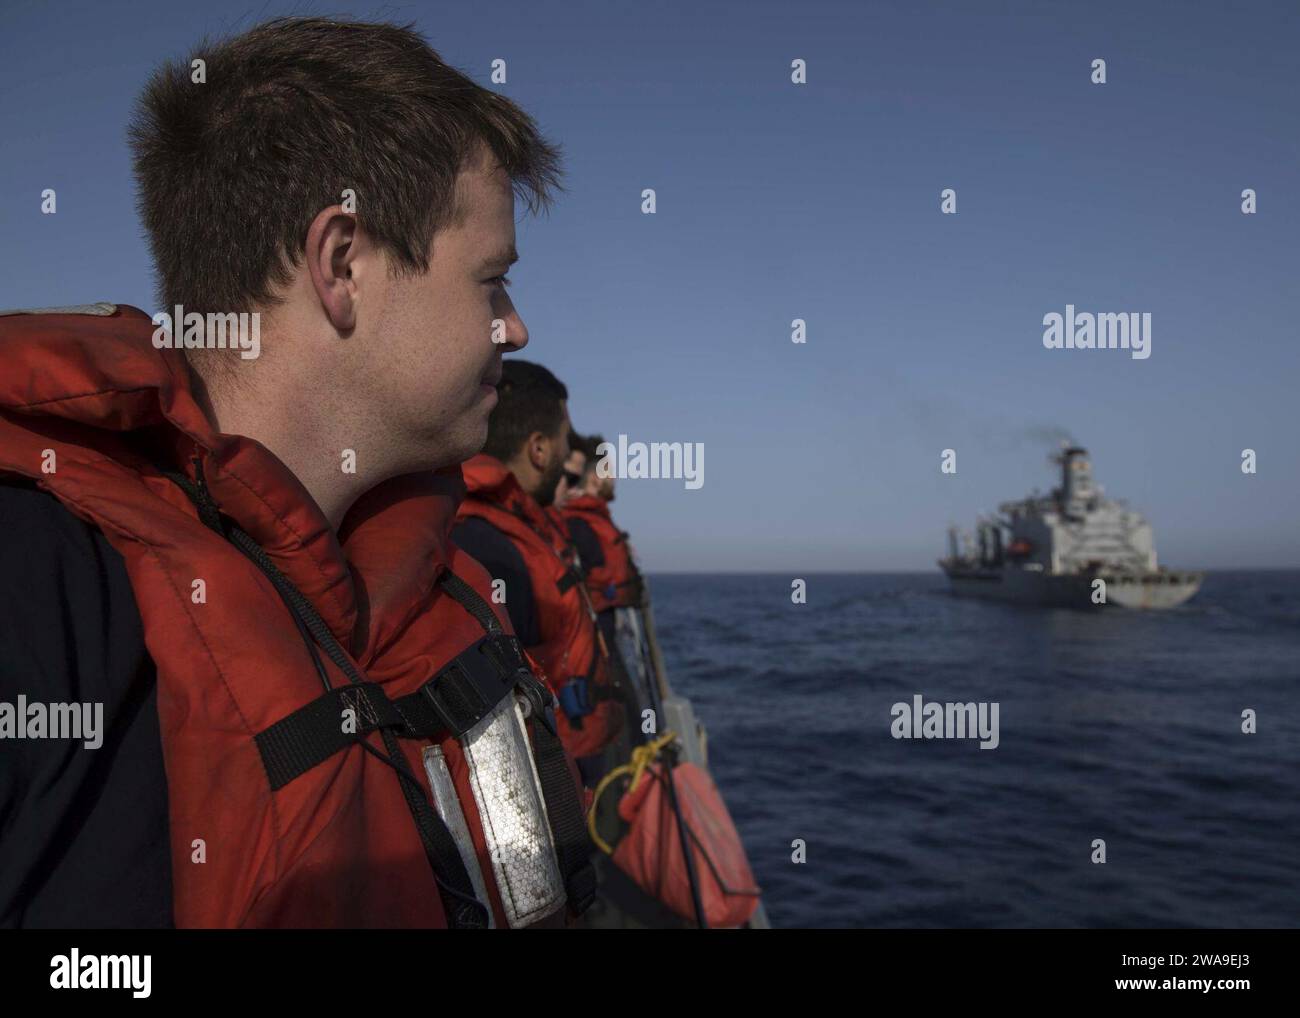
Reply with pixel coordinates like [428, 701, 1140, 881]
[587, 730, 677, 855]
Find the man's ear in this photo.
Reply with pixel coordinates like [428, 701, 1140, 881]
[304, 206, 359, 333]
[525, 431, 550, 472]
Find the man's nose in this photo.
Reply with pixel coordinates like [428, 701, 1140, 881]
[504, 310, 529, 352]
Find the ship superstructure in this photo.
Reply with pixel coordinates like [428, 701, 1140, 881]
[940, 446, 1202, 609]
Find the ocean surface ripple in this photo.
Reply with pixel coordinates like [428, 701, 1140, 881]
[648, 571, 1300, 928]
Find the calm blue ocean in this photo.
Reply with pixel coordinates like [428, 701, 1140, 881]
[647, 571, 1300, 928]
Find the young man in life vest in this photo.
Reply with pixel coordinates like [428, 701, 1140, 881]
[563, 434, 645, 617]
[560, 434, 650, 746]
[452, 363, 629, 787]
[0, 16, 597, 929]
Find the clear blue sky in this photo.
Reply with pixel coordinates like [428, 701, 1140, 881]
[2, 0, 1297, 570]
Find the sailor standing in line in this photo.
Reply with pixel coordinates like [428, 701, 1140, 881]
[452, 362, 628, 786]
[561, 434, 649, 747]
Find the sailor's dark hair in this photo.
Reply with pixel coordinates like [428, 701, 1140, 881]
[575, 432, 606, 475]
[128, 16, 562, 382]
[567, 431, 590, 459]
[483, 360, 569, 462]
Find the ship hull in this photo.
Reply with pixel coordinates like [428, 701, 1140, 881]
[1099, 572, 1204, 609]
[940, 564, 1202, 610]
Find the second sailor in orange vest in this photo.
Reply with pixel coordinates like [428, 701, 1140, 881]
[453, 362, 626, 785]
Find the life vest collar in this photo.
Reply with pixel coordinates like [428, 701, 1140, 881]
[462, 453, 568, 553]
[0, 304, 465, 652]
[562, 494, 612, 518]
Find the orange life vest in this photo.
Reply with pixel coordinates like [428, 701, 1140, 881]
[562, 495, 643, 613]
[457, 456, 622, 760]
[0, 305, 594, 928]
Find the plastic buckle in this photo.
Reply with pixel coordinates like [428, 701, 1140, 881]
[515, 670, 559, 737]
[557, 678, 594, 722]
[421, 637, 517, 738]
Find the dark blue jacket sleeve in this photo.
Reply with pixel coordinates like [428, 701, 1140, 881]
[0, 480, 172, 928]
[566, 517, 605, 574]
[451, 516, 542, 647]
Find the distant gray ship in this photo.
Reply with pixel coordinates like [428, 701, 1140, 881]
[939, 445, 1202, 609]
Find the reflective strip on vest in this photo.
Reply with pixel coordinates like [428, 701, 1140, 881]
[422, 745, 496, 929]
[462, 697, 566, 928]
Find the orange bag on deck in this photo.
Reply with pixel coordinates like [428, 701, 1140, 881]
[593, 736, 761, 928]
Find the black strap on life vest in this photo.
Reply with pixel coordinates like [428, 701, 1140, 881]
[164, 463, 489, 928]
[165, 460, 596, 923]
[253, 631, 527, 790]
[556, 566, 582, 594]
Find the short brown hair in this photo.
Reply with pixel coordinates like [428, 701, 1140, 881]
[129, 16, 561, 328]
[483, 360, 568, 463]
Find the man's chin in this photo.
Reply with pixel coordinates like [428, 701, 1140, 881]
[434, 415, 491, 471]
